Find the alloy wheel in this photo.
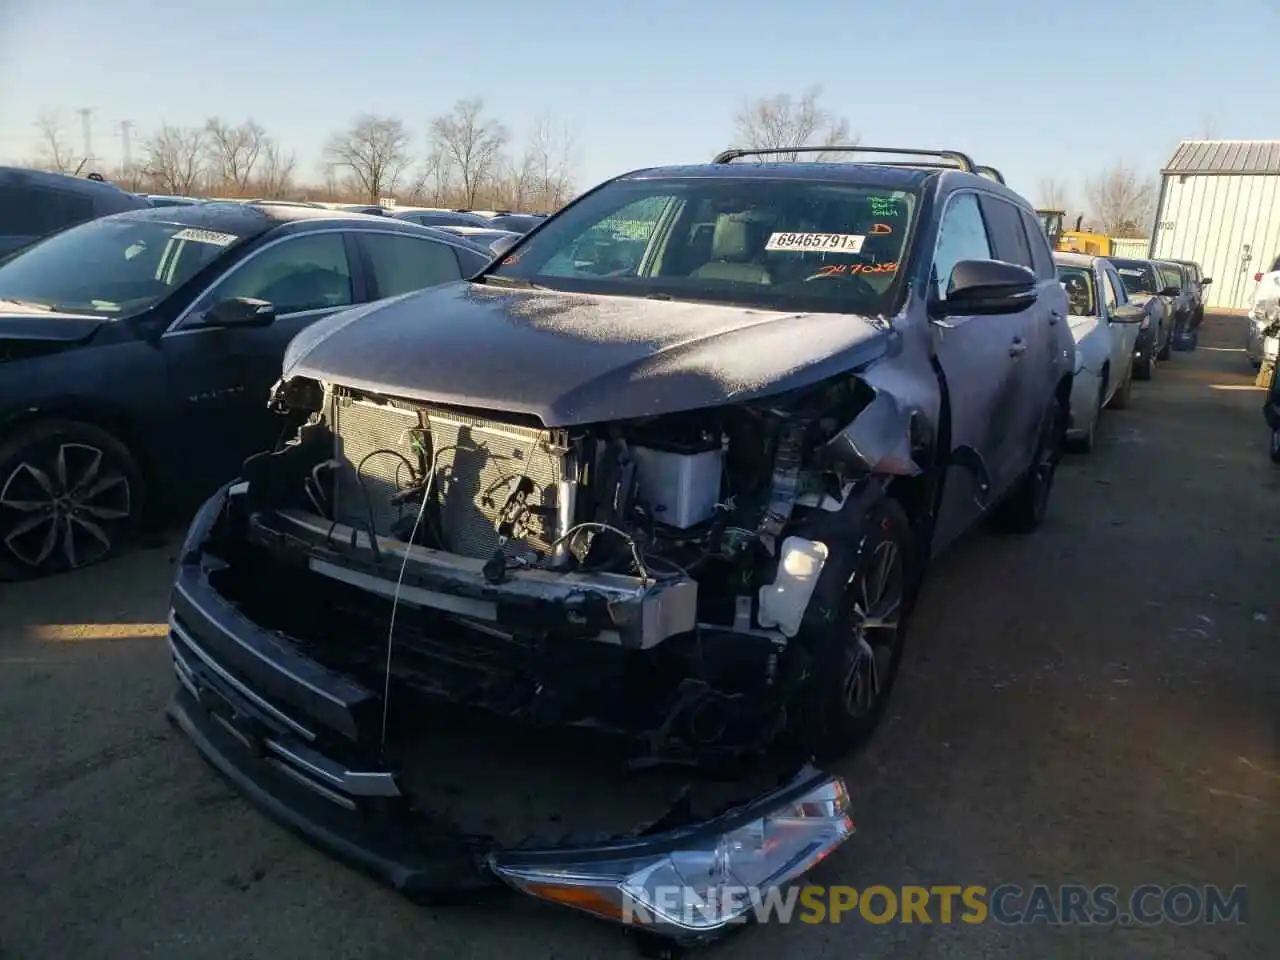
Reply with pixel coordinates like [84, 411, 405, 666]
[842, 540, 904, 718]
[0, 443, 132, 570]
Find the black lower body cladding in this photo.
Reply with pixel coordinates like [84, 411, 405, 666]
[166, 482, 855, 942]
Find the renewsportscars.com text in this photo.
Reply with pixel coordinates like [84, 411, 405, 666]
[622, 883, 1250, 927]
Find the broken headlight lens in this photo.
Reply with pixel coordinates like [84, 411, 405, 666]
[490, 776, 853, 935]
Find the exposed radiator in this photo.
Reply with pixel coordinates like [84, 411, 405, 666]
[328, 395, 564, 560]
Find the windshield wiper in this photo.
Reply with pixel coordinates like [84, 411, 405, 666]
[479, 275, 548, 290]
[0, 299, 55, 312]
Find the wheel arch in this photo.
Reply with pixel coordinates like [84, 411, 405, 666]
[0, 401, 155, 509]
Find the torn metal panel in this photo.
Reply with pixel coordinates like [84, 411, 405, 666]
[824, 386, 924, 476]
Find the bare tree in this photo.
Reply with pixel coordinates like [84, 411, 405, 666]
[142, 124, 207, 195]
[1085, 163, 1158, 237]
[255, 140, 297, 199]
[34, 111, 76, 173]
[429, 98, 509, 208]
[204, 118, 265, 194]
[521, 113, 577, 210]
[1037, 177, 1072, 212]
[730, 86, 854, 162]
[323, 114, 412, 202]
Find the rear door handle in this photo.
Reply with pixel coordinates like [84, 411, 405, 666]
[1009, 337, 1028, 358]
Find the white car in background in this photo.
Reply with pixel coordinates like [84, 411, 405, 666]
[1054, 252, 1148, 452]
[1247, 251, 1280, 376]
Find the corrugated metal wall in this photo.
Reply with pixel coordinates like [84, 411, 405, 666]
[1111, 238, 1150, 258]
[1150, 174, 1280, 310]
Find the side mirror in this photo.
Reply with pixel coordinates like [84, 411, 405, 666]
[200, 296, 276, 328]
[1110, 304, 1146, 324]
[1202, 277, 1213, 285]
[1160, 285, 1180, 297]
[489, 235, 519, 259]
[929, 260, 1038, 317]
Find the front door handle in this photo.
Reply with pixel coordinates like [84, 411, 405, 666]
[1009, 337, 1028, 358]
[1049, 310, 1063, 325]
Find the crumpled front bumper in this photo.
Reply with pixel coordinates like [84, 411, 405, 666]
[165, 483, 855, 943]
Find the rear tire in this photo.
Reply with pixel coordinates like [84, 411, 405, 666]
[0, 420, 142, 581]
[992, 395, 1063, 534]
[1133, 353, 1154, 381]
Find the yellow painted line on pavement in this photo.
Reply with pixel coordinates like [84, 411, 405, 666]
[28, 623, 169, 641]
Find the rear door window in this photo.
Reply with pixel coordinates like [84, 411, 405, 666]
[976, 195, 1033, 270]
[358, 232, 462, 298]
[1019, 208, 1056, 279]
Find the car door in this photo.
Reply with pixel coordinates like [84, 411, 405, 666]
[927, 191, 1031, 554]
[353, 230, 468, 299]
[160, 229, 365, 493]
[977, 193, 1057, 483]
[1099, 265, 1137, 387]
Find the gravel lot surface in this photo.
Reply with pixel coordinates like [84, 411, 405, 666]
[2, 313, 1275, 960]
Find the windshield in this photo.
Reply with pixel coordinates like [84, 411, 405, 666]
[484, 177, 919, 314]
[1057, 265, 1097, 316]
[1110, 259, 1159, 295]
[1154, 263, 1183, 292]
[0, 216, 242, 318]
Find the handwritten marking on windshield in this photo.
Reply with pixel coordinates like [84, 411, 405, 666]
[815, 262, 899, 277]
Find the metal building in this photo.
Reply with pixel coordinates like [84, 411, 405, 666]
[1149, 140, 1280, 311]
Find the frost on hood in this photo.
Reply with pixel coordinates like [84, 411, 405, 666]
[500, 288, 890, 397]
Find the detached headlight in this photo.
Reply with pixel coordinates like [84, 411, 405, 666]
[490, 776, 853, 935]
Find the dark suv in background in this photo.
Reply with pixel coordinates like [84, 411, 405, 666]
[0, 166, 149, 256]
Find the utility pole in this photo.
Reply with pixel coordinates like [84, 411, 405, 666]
[119, 120, 134, 173]
[76, 107, 95, 167]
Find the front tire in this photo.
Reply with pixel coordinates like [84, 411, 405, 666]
[992, 394, 1063, 534]
[1066, 382, 1102, 454]
[1107, 366, 1132, 410]
[0, 420, 142, 581]
[1270, 428, 1280, 465]
[795, 497, 914, 760]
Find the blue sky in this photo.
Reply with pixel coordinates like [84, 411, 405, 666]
[0, 0, 1273, 209]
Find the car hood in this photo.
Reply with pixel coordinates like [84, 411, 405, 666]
[0, 310, 107, 343]
[282, 281, 892, 426]
[1066, 313, 1101, 341]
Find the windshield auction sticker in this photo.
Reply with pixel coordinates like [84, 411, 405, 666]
[765, 232, 865, 253]
[171, 228, 239, 247]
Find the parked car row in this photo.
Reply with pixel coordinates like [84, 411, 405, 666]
[0, 144, 1203, 946]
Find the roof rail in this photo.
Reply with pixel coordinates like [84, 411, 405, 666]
[711, 144, 976, 173]
[974, 165, 1006, 184]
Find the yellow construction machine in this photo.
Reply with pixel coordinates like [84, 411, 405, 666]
[1035, 210, 1113, 255]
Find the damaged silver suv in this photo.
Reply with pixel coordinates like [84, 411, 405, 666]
[167, 146, 1073, 944]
